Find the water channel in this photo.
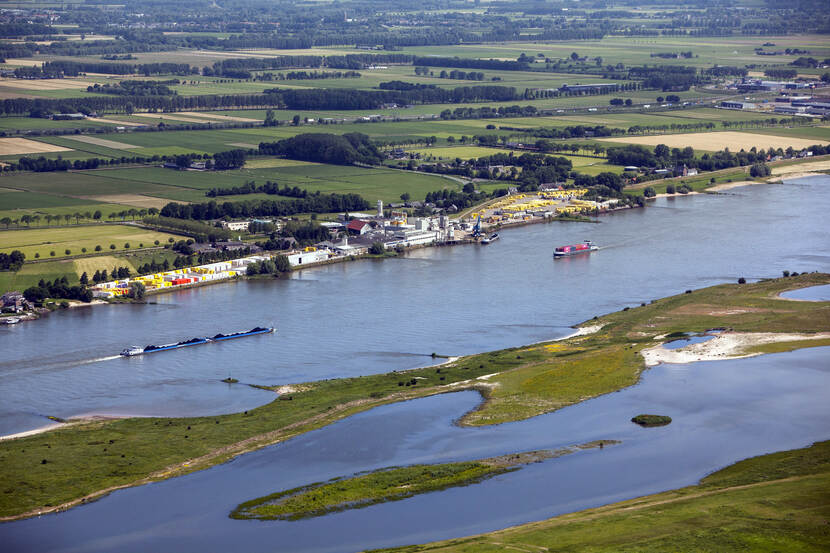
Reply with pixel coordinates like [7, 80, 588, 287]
[1, 176, 829, 551]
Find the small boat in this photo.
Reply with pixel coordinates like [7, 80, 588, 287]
[2, 317, 21, 325]
[480, 233, 499, 244]
[554, 240, 598, 258]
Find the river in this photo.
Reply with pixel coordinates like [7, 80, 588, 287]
[1, 176, 829, 551]
[1, 177, 828, 437]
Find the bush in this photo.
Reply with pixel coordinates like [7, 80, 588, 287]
[95, 245, 102, 251]
[50, 251, 55, 256]
[124, 243, 130, 249]
[369, 242, 385, 255]
[65, 249, 71, 255]
[738, 277, 746, 284]
[110, 244, 116, 250]
[665, 184, 676, 194]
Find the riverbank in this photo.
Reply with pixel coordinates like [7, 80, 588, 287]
[0, 273, 827, 521]
[368, 440, 830, 553]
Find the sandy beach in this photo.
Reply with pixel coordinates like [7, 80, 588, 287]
[641, 332, 830, 367]
[706, 180, 763, 192]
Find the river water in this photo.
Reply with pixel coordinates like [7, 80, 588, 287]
[1, 176, 828, 437]
[1, 176, 829, 551]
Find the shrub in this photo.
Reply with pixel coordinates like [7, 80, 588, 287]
[64, 249, 71, 255]
[110, 244, 116, 250]
[50, 251, 55, 256]
[95, 245, 102, 251]
[738, 277, 746, 284]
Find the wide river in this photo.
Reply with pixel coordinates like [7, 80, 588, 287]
[1, 176, 829, 551]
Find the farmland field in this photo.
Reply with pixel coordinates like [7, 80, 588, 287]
[0, 161, 463, 207]
[0, 224, 183, 259]
[600, 131, 830, 152]
[0, 138, 71, 155]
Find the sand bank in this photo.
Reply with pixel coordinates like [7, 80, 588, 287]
[641, 332, 830, 366]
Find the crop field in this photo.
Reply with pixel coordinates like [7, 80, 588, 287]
[0, 224, 182, 259]
[0, 117, 120, 132]
[59, 135, 142, 150]
[0, 138, 71, 155]
[398, 34, 830, 71]
[0, 161, 462, 207]
[0, 189, 94, 210]
[600, 131, 829, 152]
[0, 259, 78, 295]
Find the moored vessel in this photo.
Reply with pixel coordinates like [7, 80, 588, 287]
[480, 233, 500, 244]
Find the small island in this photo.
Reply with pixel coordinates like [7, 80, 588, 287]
[231, 442, 617, 521]
[631, 414, 672, 427]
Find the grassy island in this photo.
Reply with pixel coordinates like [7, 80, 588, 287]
[0, 273, 828, 520]
[631, 414, 672, 427]
[369, 440, 830, 553]
[232, 442, 616, 521]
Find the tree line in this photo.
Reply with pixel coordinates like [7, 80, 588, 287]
[159, 193, 370, 221]
[258, 133, 383, 166]
[206, 181, 309, 199]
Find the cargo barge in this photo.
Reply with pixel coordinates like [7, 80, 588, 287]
[120, 327, 274, 356]
[211, 327, 274, 341]
[553, 240, 598, 258]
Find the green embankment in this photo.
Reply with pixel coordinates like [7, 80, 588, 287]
[231, 444, 614, 521]
[0, 273, 828, 520]
[368, 440, 830, 553]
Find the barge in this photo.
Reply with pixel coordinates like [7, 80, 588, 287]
[554, 240, 598, 258]
[120, 327, 274, 356]
[480, 233, 500, 245]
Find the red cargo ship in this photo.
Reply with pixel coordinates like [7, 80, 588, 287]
[553, 240, 598, 258]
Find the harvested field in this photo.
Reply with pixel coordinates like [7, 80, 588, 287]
[771, 159, 830, 175]
[1, 59, 42, 67]
[179, 112, 260, 122]
[600, 131, 829, 152]
[73, 256, 137, 278]
[227, 142, 259, 149]
[0, 78, 91, 90]
[131, 113, 214, 123]
[0, 138, 71, 155]
[243, 158, 311, 169]
[78, 194, 171, 209]
[85, 117, 146, 127]
[61, 135, 140, 150]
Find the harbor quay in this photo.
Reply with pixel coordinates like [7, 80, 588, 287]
[92, 188, 611, 298]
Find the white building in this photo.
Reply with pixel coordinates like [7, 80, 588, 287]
[287, 249, 331, 267]
[220, 220, 251, 231]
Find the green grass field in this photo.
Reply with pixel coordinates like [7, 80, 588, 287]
[0, 224, 181, 259]
[0, 162, 462, 207]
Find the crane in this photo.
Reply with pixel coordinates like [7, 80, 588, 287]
[472, 214, 482, 238]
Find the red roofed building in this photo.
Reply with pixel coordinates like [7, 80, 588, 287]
[347, 220, 372, 234]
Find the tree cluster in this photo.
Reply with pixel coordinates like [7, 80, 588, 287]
[0, 251, 25, 272]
